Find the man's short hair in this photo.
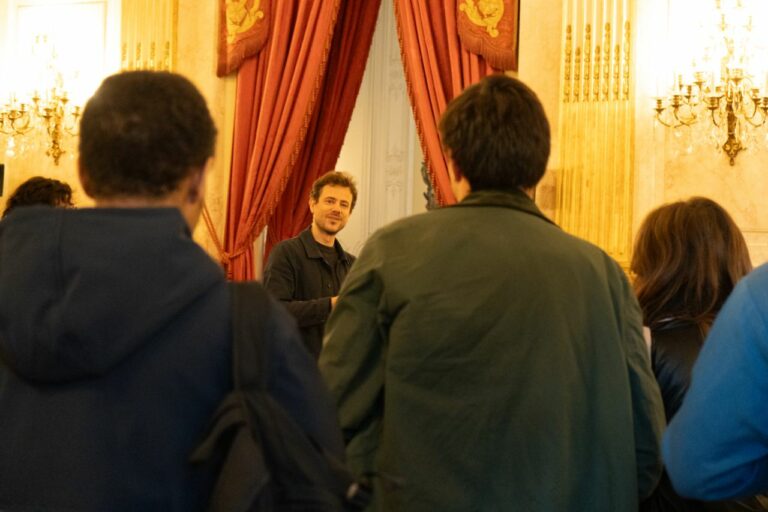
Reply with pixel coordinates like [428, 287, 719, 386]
[3, 176, 73, 218]
[78, 71, 217, 198]
[438, 74, 551, 191]
[309, 171, 358, 211]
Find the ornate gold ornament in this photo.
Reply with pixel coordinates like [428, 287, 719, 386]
[653, 2, 768, 166]
[459, 0, 504, 38]
[1, 36, 81, 166]
[557, 12, 635, 268]
[226, 0, 265, 44]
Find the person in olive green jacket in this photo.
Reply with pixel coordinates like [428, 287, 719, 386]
[319, 74, 664, 512]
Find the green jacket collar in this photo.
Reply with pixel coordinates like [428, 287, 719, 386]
[450, 189, 557, 227]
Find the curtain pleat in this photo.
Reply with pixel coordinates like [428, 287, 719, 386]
[264, 0, 382, 261]
[223, 0, 342, 280]
[394, 0, 496, 205]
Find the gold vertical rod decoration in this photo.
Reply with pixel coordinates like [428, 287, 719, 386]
[580, 15, 590, 239]
[585, 0, 597, 245]
[610, 22, 622, 257]
[162, 0, 171, 70]
[136, 0, 142, 68]
[171, 0, 179, 70]
[621, 18, 634, 263]
[143, 0, 150, 67]
[123, 0, 129, 69]
[165, 0, 172, 70]
[605, 2, 617, 255]
[120, 0, 129, 69]
[558, 0, 579, 235]
[555, 0, 635, 266]
[120, 0, 177, 72]
[569, 0, 580, 236]
[607, 8, 618, 255]
[573, 43, 583, 235]
[557, 2, 573, 237]
[149, 0, 157, 70]
[557, 22, 573, 228]
[593, 3, 605, 249]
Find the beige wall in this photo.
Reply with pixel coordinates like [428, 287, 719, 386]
[518, 0, 563, 219]
[175, 0, 235, 260]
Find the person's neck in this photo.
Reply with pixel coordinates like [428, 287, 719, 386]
[93, 190, 198, 232]
[311, 224, 336, 247]
[94, 196, 179, 209]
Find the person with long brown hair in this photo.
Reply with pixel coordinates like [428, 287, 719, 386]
[632, 197, 768, 511]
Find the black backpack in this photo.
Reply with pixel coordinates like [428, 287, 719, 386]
[190, 282, 370, 511]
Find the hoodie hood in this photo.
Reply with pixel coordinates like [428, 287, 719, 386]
[0, 207, 224, 383]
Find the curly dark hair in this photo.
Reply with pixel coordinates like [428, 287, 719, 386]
[78, 71, 217, 199]
[438, 74, 551, 191]
[3, 176, 73, 218]
[631, 197, 752, 331]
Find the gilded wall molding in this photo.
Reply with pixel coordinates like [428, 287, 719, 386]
[121, 0, 178, 71]
[556, 0, 635, 267]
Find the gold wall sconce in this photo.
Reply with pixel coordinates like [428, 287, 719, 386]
[0, 86, 81, 166]
[1, 32, 83, 166]
[654, 68, 768, 165]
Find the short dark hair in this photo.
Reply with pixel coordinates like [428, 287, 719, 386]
[3, 176, 73, 218]
[631, 197, 752, 330]
[439, 74, 551, 191]
[310, 171, 358, 211]
[78, 71, 217, 198]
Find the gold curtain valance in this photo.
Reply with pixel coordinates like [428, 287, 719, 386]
[457, 0, 519, 70]
[217, 0, 271, 77]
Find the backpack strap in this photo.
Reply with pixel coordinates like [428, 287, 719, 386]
[193, 282, 372, 512]
[189, 282, 274, 512]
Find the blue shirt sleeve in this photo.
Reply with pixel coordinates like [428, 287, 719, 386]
[663, 265, 768, 499]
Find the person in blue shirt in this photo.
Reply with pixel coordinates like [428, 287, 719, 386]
[664, 260, 768, 502]
[632, 197, 768, 511]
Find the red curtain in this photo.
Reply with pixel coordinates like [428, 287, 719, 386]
[265, 0, 382, 260]
[394, 0, 497, 205]
[223, 1, 342, 281]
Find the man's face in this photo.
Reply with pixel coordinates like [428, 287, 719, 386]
[309, 184, 353, 236]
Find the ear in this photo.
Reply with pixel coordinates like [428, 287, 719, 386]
[77, 158, 94, 198]
[448, 158, 464, 182]
[446, 156, 472, 202]
[308, 197, 316, 214]
[186, 166, 206, 204]
[452, 167, 464, 183]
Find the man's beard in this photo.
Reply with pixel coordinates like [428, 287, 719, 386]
[316, 218, 343, 236]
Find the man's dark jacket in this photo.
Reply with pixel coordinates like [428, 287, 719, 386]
[263, 227, 355, 358]
[0, 207, 344, 512]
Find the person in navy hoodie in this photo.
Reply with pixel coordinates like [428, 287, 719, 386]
[0, 71, 343, 512]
